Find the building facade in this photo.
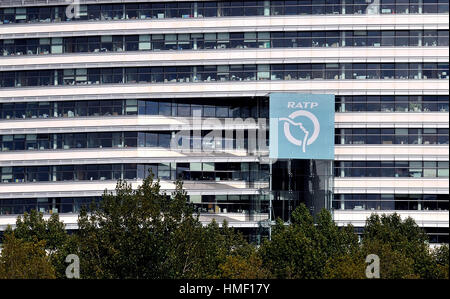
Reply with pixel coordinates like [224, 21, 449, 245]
[0, 0, 448, 244]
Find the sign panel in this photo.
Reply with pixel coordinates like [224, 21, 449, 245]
[269, 93, 335, 160]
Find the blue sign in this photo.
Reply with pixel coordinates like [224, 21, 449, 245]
[269, 93, 335, 160]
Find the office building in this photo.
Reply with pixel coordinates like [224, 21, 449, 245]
[0, 0, 448, 244]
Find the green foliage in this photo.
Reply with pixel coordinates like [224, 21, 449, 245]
[11, 209, 70, 278]
[14, 210, 67, 251]
[75, 174, 251, 279]
[362, 213, 446, 279]
[323, 253, 366, 279]
[218, 252, 272, 279]
[169, 219, 254, 279]
[0, 232, 56, 279]
[2, 178, 448, 280]
[259, 204, 358, 279]
[432, 245, 449, 279]
[361, 239, 419, 279]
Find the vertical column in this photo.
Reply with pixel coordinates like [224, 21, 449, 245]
[193, 35, 198, 50]
[54, 70, 58, 85]
[52, 166, 57, 181]
[264, 1, 271, 16]
[287, 159, 292, 223]
[418, 126, 423, 144]
[192, 109, 202, 152]
[171, 162, 177, 181]
[52, 198, 56, 214]
[53, 102, 58, 117]
[53, 133, 57, 149]
[194, 2, 198, 18]
[193, 66, 198, 82]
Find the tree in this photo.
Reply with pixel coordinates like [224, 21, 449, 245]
[76, 174, 251, 279]
[0, 232, 56, 279]
[12, 209, 72, 278]
[185, 220, 257, 279]
[259, 204, 358, 279]
[315, 209, 359, 267]
[218, 252, 272, 279]
[361, 239, 419, 279]
[432, 244, 449, 279]
[323, 253, 366, 279]
[362, 213, 441, 279]
[4, 177, 447, 280]
[76, 176, 189, 278]
[14, 210, 67, 252]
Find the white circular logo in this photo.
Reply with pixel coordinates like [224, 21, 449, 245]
[279, 110, 320, 153]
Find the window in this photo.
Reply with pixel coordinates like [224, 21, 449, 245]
[139, 35, 151, 50]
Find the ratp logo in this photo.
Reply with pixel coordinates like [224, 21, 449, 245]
[269, 93, 334, 160]
[279, 109, 320, 153]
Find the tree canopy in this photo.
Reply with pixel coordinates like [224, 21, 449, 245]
[0, 175, 447, 279]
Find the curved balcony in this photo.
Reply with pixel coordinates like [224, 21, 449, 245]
[1, 47, 448, 72]
[1, 80, 448, 101]
[334, 177, 449, 194]
[1, 14, 448, 39]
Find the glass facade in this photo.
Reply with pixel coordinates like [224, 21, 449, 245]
[1, 126, 447, 152]
[334, 161, 449, 178]
[271, 160, 334, 221]
[333, 194, 449, 211]
[1, 63, 448, 87]
[424, 227, 449, 244]
[0, 0, 448, 244]
[1, 30, 448, 56]
[0, 194, 270, 227]
[0, 95, 447, 121]
[0, 130, 269, 152]
[335, 128, 449, 145]
[0, 98, 268, 120]
[0, 162, 270, 183]
[336, 95, 449, 112]
[0, 196, 101, 215]
[1, 1, 448, 25]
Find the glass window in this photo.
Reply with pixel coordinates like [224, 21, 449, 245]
[438, 30, 449, 46]
[395, 63, 409, 79]
[367, 64, 380, 79]
[139, 35, 151, 50]
[381, 31, 395, 46]
[408, 161, 423, 177]
[395, 128, 408, 144]
[409, 30, 421, 46]
[381, 63, 395, 79]
[438, 161, 449, 177]
[424, 161, 437, 177]
[395, 31, 409, 46]
[423, 30, 438, 47]
[423, 0, 438, 13]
